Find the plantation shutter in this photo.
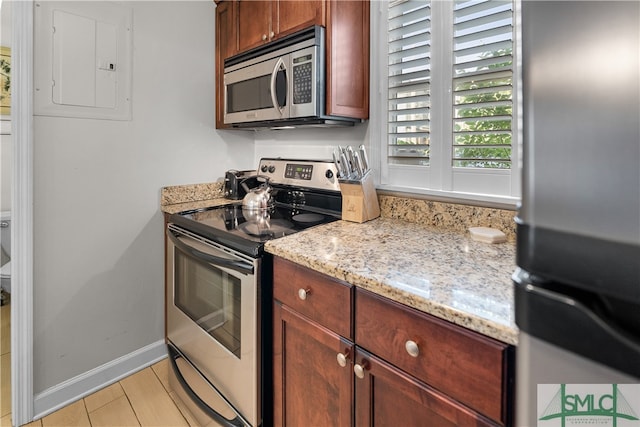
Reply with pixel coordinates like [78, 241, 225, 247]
[452, 0, 514, 169]
[387, 0, 431, 166]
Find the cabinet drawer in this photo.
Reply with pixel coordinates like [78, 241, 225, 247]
[355, 288, 511, 425]
[273, 257, 352, 338]
[354, 347, 499, 427]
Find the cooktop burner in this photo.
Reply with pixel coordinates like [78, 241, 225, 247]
[291, 213, 325, 225]
[237, 218, 295, 237]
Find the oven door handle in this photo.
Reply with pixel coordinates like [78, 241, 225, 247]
[168, 344, 249, 427]
[168, 228, 254, 275]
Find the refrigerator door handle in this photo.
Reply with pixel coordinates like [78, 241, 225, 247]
[514, 269, 640, 378]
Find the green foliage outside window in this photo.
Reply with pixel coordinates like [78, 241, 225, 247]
[453, 52, 513, 169]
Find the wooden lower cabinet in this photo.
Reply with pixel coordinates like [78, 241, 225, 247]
[355, 288, 512, 424]
[273, 302, 353, 427]
[272, 256, 513, 427]
[354, 347, 498, 427]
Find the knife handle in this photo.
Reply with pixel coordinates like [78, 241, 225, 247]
[353, 151, 364, 179]
[340, 152, 352, 179]
[333, 150, 344, 178]
[359, 145, 369, 173]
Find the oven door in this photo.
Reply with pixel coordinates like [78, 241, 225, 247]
[166, 224, 260, 427]
[224, 53, 290, 125]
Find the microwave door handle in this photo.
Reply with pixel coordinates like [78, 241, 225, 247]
[270, 58, 287, 113]
[167, 228, 254, 275]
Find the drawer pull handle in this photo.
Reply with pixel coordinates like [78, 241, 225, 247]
[405, 340, 420, 358]
[336, 350, 350, 368]
[354, 361, 369, 379]
[262, 34, 267, 41]
[298, 288, 311, 300]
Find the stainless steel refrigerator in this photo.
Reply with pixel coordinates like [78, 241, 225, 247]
[515, 1, 640, 426]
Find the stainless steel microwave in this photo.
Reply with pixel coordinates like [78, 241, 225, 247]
[223, 26, 357, 129]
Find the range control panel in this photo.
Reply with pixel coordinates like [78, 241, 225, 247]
[258, 158, 340, 192]
[284, 163, 313, 180]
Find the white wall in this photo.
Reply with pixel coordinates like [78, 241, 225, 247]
[253, 123, 370, 165]
[32, 0, 253, 398]
[0, 0, 10, 44]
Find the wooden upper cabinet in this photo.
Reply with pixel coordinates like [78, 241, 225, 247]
[237, 0, 324, 52]
[276, 0, 325, 38]
[326, 0, 370, 119]
[237, 0, 273, 52]
[216, 0, 370, 128]
[215, 0, 236, 129]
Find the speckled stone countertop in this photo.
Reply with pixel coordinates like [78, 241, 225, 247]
[265, 218, 518, 345]
[161, 182, 228, 214]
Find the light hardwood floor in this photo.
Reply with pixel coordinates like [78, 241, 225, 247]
[0, 301, 221, 427]
[7, 359, 213, 427]
[1, 301, 10, 426]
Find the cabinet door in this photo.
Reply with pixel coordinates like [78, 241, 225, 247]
[353, 347, 499, 427]
[215, 0, 236, 129]
[274, 302, 353, 427]
[326, 0, 369, 119]
[237, 0, 272, 52]
[276, 0, 325, 38]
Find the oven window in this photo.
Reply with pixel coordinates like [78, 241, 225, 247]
[174, 250, 242, 358]
[227, 75, 273, 113]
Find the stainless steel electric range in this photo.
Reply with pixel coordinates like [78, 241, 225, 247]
[166, 158, 342, 427]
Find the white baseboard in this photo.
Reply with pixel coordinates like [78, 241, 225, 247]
[33, 339, 168, 420]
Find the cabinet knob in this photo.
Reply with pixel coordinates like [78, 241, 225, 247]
[298, 288, 312, 300]
[262, 34, 267, 41]
[405, 340, 420, 358]
[269, 31, 275, 38]
[336, 350, 350, 368]
[354, 360, 369, 379]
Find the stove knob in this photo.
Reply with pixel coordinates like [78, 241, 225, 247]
[325, 169, 334, 179]
[268, 165, 276, 173]
[261, 165, 268, 173]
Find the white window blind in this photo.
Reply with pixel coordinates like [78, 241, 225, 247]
[379, 0, 520, 203]
[387, 0, 431, 166]
[453, 0, 513, 169]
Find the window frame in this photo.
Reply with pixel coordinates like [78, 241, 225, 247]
[369, 0, 522, 207]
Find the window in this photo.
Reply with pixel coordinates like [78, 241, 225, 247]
[374, 0, 520, 204]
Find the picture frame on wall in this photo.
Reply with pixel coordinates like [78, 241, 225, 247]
[0, 46, 10, 118]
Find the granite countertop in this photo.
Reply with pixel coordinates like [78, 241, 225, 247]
[161, 182, 229, 214]
[265, 218, 518, 345]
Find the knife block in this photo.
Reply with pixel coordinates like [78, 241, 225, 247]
[339, 173, 380, 223]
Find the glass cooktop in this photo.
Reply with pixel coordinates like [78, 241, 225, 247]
[169, 201, 340, 257]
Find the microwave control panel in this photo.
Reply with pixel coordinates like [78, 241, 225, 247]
[292, 53, 313, 105]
